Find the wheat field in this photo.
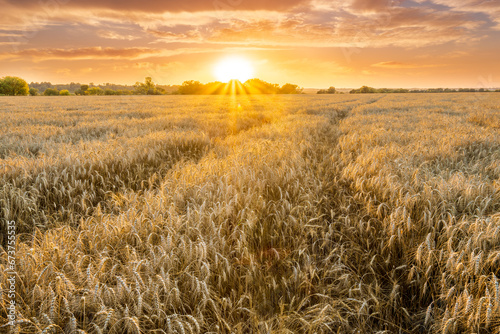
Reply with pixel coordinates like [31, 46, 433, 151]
[1, 93, 500, 333]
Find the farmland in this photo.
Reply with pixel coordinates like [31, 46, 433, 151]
[1, 93, 500, 333]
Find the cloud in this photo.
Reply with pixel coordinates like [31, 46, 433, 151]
[384, 7, 484, 29]
[0, 42, 20, 46]
[206, 6, 485, 48]
[0, 47, 161, 60]
[96, 30, 141, 41]
[426, 0, 500, 28]
[3, 0, 311, 13]
[146, 29, 203, 42]
[282, 58, 352, 73]
[371, 61, 442, 68]
[0, 0, 492, 51]
[440, 50, 470, 58]
[350, 0, 395, 13]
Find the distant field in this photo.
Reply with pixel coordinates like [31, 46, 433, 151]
[1, 94, 500, 333]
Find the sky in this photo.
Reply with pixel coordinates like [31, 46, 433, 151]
[0, 0, 499, 88]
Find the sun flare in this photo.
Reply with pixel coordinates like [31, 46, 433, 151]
[214, 56, 254, 83]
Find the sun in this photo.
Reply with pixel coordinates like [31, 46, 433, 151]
[214, 56, 254, 83]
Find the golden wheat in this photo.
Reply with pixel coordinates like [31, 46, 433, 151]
[0, 93, 499, 333]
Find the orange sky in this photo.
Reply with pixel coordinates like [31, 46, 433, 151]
[0, 0, 499, 88]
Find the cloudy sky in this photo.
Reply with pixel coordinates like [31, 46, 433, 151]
[1, 0, 499, 88]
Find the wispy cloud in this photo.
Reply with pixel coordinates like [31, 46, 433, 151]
[2, 0, 311, 12]
[350, 0, 395, 13]
[0, 47, 161, 60]
[371, 61, 443, 68]
[96, 30, 141, 41]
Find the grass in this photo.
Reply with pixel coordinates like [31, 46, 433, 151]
[0, 93, 499, 333]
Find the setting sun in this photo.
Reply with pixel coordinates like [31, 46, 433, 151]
[214, 56, 254, 83]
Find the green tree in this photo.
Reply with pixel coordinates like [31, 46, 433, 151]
[0, 76, 30, 96]
[317, 86, 336, 94]
[104, 89, 118, 95]
[145, 77, 156, 95]
[177, 80, 205, 95]
[29, 88, 39, 96]
[87, 87, 104, 95]
[359, 86, 376, 93]
[43, 88, 59, 96]
[134, 77, 158, 95]
[279, 83, 302, 94]
[394, 88, 410, 93]
[244, 79, 279, 94]
[59, 90, 71, 96]
[75, 84, 89, 95]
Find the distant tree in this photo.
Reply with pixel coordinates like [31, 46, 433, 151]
[29, 88, 39, 96]
[134, 77, 159, 95]
[59, 90, 71, 96]
[427, 88, 444, 93]
[202, 81, 225, 95]
[350, 86, 377, 94]
[69, 82, 80, 92]
[30, 82, 54, 93]
[360, 86, 376, 93]
[174, 79, 303, 95]
[279, 83, 302, 94]
[156, 84, 179, 94]
[317, 86, 336, 94]
[0, 76, 30, 96]
[178, 80, 205, 95]
[104, 89, 118, 95]
[394, 88, 409, 93]
[43, 88, 59, 96]
[75, 84, 89, 95]
[244, 78, 280, 94]
[87, 87, 104, 95]
[144, 77, 157, 95]
[243, 78, 279, 94]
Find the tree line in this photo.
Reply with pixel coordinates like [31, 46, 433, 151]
[28, 78, 179, 96]
[176, 79, 302, 95]
[2, 76, 499, 96]
[347, 86, 500, 94]
[0, 76, 303, 96]
[316, 86, 500, 94]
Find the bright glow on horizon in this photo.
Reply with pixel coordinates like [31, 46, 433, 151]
[214, 57, 254, 83]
